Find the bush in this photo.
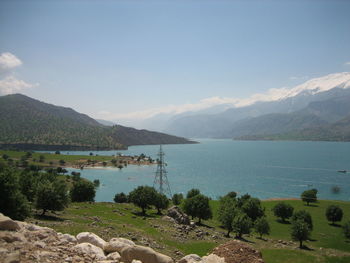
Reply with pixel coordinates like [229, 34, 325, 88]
[326, 205, 343, 225]
[93, 179, 100, 188]
[0, 168, 31, 220]
[218, 196, 237, 237]
[301, 189, 317, 206]
[292, 210, 313, 230]
[272, 202, 294, 222]
[232, 213, 253, 238]
[291, 219, 311, 248]
[225, 191, 237, 199]
[70, 180, 96, 202]
[172, 193, 184, 205]
[255, 217, 270, 238]
[114, 192, 128, 203]
[186, 188, 200, 199]
[35, 179, 70, 215]
[154, 193, 170, 214]
[128, 186, 157, 215]
[183, 194, 212, 224]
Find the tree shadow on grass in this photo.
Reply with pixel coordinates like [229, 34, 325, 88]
[329, 223, 342, 228]
[303, 204, 318, 207]
[131, 211, 156, 218]
[196, 222, 214, 229]
[308, 238, 318, 242]
[34, 214, 65, 222]
[234, 236, 255, 244]
[276, 219, 291, 224]
[299, 245, 314, 251]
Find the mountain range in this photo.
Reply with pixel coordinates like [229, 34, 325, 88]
[0, 94, 194, 150]
[156, 72, 350, 141]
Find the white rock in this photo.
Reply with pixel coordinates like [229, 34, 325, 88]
[107, 251, 121, 261]
[178, 254, 202, 263]
[104, 238, 135, 253]
[202, 254, 225, 263]
[0, 213, 21, 231]
[59, 233, 77, 243]
[121, 245, 173, 263]
[74, 242, 107, 260]
[132, 260, 143, 263]
[76, 232, 106, 249]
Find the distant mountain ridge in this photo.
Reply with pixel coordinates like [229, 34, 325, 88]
[162, 72, 350, 141]
[0, 94, 194, 150]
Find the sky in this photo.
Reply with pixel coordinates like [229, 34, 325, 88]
[1, 0, 350, 124]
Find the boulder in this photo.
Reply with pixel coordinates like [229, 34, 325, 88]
[106, 251, 121, 261]
[202, 254, 225, 263]
[58, 233, 77, 243]
[0, 232, 26, 243]
[104, 237, 135, 253]
[167, 206, 190, 225]
[0, 213, 21, 231]
[178, 254, 202, 263]
[74, 242, 107, 260]
[76, 232, 106, 249]
[121, 245, 173, 263]
[132, 260, 143, 263]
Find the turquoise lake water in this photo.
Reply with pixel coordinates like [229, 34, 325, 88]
[63, 139, 350, 202]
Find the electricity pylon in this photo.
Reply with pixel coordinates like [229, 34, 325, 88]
[153, 145, 172, 197]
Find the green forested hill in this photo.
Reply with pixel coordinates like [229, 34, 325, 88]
[0, 94, 193, 150]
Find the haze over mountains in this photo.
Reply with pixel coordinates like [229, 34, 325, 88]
[0, 94, 194, 150]
[124, 72, 350, 141]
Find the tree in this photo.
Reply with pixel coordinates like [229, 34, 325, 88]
[153, 193, 169, 214]
[218, 196, 237, 237]
[93, 179, 100, 188]
[343, 221, 350, 240]
[0, 167, 31, 220]
[292, 210, 313, 230]
[254, 217, 270, 238]
[114, 192, 128, 203]
[71, 180, 95, 202]
[172, 193, 183, 205]
[232, 213, 253, 238]
[35, 179, 70, 215]
[39, 155, 45, 163]
[183, 194, 212, 224]
[236, 194, 251, 208]
[59, 159, 66, 166]
[301, 189, 317, 206]
[291, 220, 311, 248]
[186, 188, 200, 199]
[128, 186, 157, 215]
[225, 191, 237, 199]
[272, 202, 294, 222]
[325, 205, 343, 225]
[241, 197, 265, 221]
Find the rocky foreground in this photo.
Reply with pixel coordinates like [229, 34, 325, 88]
[0, 212, 264, 263]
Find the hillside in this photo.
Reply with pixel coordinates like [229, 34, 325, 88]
[0, 94, 194, 150]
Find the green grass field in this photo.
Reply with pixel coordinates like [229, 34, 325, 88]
[27, 199, 350, 263]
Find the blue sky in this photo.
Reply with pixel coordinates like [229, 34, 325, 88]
[1, 0, 350, 122]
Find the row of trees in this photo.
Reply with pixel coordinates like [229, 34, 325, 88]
[0, 159, 97, 220]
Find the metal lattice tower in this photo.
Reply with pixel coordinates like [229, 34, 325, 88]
[153, 145, 172, 197]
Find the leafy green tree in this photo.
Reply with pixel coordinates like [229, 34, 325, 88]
[186, 188, 200, 199]
[301, 189, 317, 206]
[153, 193, 170, 214]
[39, 155, 45, 162]
[0, 167, 31, 220]
[225, 191, 237, 199]
[59, 159, 66, 166]
[254, 217, 270, 238]
[236, 193, 251, 207]
[35, 179, 69, 215]
[291, 220, 311, 248]
[218, 196, 237, 237]
[2, 154, 9, 160]
[172, 193, 184, 205]
[325, 205, 343, 225]
[232, 213, 253, 238]
[128, 186, 157, 215]
[343, 221, 350, 240]
[19, 171, 39, 202]
[114, 192, 128, 203]
[93, 179, 100, 188]
[70, 180, 96, 202]
[71, 171, 81, 181]
[183, 194, 212, 223]
[292, 210, 313, 230]
[272, 202, 294, 222]
[241, 197, 265, 221]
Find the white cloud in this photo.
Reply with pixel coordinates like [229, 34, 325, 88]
[0, 52, 22, 71]
[345, 62, 350, 66]
[0, 75, 37, 95]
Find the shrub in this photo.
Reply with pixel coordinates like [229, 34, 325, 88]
[186, 188, 200, 199]
[114, 192, 128, 203]
[326, 205, 343, 225]
[301, 189, 317, 206]
[172, 193, 184, 205]
[128, 186, 157, 215]
[255, 217, 270, 238]
[70, 180, 96, 202]
[272, 202, 294, 222]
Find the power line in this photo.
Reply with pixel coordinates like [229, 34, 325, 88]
[153, 145, 172, 197]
